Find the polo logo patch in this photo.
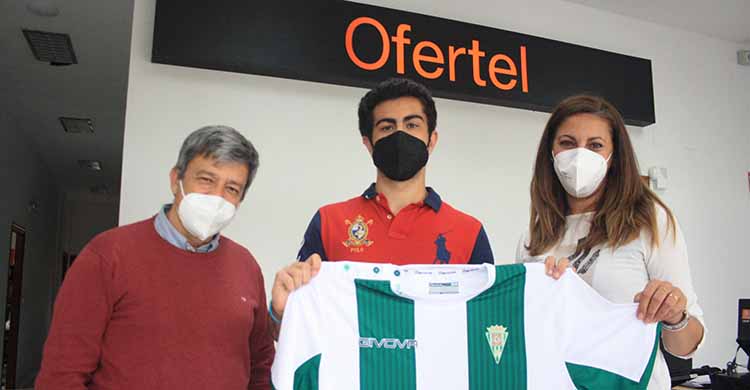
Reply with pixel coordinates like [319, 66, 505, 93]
[342, 215, 374, 253]
[433, 233, 451, 264]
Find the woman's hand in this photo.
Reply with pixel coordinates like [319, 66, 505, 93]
[544, 256, 572, 280]
[634, 280, 686, 324]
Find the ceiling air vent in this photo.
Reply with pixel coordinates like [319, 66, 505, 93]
[22, 29, 77, 65]
[78, 160, 102, 171]
[59, 117, 93, 133]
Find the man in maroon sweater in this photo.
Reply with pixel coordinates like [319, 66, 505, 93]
[36, 126, 274, 389]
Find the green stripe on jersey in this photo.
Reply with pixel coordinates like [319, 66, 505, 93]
[565, 324, 661, 390]
[355, 279, 417, 390]
[293, 354, 321, 390]
[466, 264, 527, 390]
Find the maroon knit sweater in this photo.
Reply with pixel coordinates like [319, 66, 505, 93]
[35, 217, 274, 389]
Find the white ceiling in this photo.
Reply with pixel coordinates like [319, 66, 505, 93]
[0, 0, 134, 195]
[563, 0, 750, 44]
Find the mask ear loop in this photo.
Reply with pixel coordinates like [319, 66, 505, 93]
[179, 180, 187, 197]
[602, 153, 613, 176]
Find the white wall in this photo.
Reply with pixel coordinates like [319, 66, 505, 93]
[122, 0, 750, 367]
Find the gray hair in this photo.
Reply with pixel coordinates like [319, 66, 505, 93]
[175, 125, 259, 198]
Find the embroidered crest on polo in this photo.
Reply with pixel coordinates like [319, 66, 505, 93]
[342, 215, 374, 252]
[485, 325, 509, 365]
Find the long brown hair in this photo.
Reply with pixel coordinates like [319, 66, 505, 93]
[527, 95, 675, 256]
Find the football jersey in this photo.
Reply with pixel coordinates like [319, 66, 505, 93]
[271, 262, 660, 390]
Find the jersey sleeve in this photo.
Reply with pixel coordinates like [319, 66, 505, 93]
[271, 278, 324, 390]
[643, 206, 706, 358]
[297, 210, 328, 261]
[561, 271, 661, 390]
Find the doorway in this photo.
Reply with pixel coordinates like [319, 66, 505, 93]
[2, 224, 26, 390]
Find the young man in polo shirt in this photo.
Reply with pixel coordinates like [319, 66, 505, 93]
[270, 78, 494, 325]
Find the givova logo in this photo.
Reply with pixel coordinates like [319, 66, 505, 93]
[359, 337, 418, 350]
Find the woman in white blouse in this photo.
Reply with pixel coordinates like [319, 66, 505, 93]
[516, 95, 705, 389]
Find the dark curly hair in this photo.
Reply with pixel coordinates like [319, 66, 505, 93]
[357, 78, 437, 140]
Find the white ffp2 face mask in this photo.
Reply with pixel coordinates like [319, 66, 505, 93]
[553, 148, 611, 198]
[177, 181, 237, 241]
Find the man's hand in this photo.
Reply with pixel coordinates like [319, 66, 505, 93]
[270, 254, 322, 320]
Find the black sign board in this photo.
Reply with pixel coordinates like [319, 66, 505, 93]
[152, 1, 655, 126]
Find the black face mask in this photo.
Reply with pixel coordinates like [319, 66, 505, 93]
[371, 131, 429, 181]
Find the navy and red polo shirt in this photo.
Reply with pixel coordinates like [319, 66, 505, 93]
[297, 184, 493, 265]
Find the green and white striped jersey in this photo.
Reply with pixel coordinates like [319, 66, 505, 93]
[271, 262, 660, 390]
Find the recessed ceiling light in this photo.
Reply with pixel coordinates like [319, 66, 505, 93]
[22, 29, 77, 66]
[78, 160, 102, 171]
[59, 117, 94, 133]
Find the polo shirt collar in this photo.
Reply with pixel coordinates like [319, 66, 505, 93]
[361, 183, 442, 212]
